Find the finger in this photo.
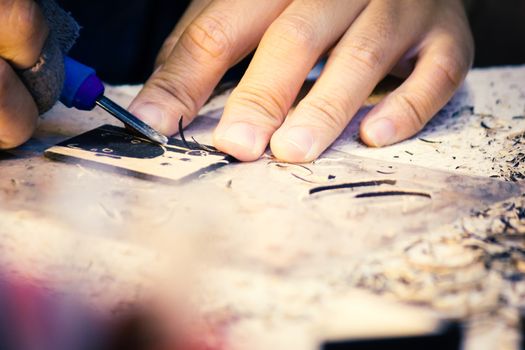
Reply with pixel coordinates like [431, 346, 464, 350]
[130, 0, 290, 136]
[0, 0, 48, 69]
[0, 58, 39, 149]
[360, 31, 473, 147]
[213, 0, 368, 161]
[154, 0, 213, 69]
[269, 1, 422, 162]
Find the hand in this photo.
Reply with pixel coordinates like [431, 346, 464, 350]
[130, 0, 474, 162]
[0, 0, 48, 149]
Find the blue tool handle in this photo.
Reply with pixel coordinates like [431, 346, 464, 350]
[60, 56, 105, 111]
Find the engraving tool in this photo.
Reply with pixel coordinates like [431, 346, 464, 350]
[59, 57, 168, 145]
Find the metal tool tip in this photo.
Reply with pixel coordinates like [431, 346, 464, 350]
[150, 132, 169, 145]
[95, 96, 170, 145]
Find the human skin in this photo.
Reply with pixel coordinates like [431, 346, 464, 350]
[0, 0, 48, 149]
[130, 0, 474, 162]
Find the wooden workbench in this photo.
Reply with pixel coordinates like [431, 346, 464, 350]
[1, 66, 525, 349]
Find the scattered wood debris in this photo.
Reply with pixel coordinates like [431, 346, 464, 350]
[355, 190, 431, 199]
[347, 193, 525, 317]
[309, 180, 396, 195]
[418, 138, 442, 144]
[492, 132, 525, 181]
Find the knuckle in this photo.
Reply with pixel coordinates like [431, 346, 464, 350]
[394, 92, 428, 131]
[341, 35, 385, 72]
[181, 13, 234, 61]
[300, 95, 349, 131]
[231, 83, 290, 127]
[269, 14, 319, 52]
[148, 72, 199, 116]
[432, 54, 467, 89]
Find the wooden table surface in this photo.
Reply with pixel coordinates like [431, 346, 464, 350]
[1, 66, 525, 350]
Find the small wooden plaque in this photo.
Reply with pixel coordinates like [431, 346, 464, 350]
[44, 125, 234, 183]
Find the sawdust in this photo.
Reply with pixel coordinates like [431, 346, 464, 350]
[492, 132, 525, 182]
[348, 194, 525, 319]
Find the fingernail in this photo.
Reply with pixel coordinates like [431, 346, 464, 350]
[280, 127, 314, 159]
[216, 122, 257, 154]
[364, 118, 397, 147]
[130, 104, 165, 130]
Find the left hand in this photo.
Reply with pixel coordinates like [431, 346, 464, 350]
[130, 0, 474, 162]
[0, 0, 48, 149]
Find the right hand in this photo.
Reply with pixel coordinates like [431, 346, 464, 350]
[130, 0, 473, 163]
[0, 0, 48, 149]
